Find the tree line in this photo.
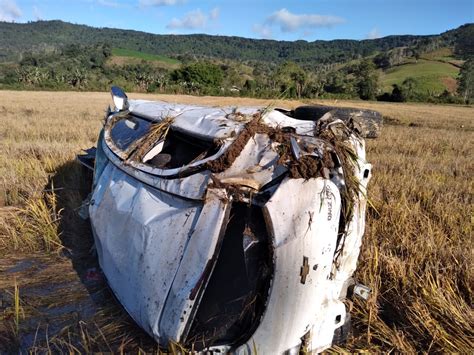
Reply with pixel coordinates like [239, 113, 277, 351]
[2, 20, 467, 66]
[0, 41, 471, 104]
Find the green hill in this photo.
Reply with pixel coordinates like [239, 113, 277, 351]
[0, 20, 471, 103]
[380, 59, 460, 95]
[111, 48, 180, 64]
[109, 48, 181, 70]
[0, 20, 471, 68]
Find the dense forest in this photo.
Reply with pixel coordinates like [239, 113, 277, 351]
[0, 21, 472, 103]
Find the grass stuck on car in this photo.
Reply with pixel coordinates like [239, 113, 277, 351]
[77, 87, 382, 353]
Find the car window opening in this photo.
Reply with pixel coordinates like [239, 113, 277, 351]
[144, 129, 221, 169]
[186, 203, 273, 350]
[109, 115, 221, 169]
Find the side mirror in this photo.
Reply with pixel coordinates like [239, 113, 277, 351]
[111, 86, 129, 111]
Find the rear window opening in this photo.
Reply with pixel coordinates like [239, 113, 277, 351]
[144, 130, 220, 169]
[185, 203, 273, 350]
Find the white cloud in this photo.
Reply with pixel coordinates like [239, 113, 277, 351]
[266, 8, 344, 33]
[0, 0, 22, 22]
[139, 0, 183, 6]
[366, 27, 381, 39]
[167, 9, 205, 29]
[97, 0, 120, 7]
[166, 8, 219, 30]
[209, 7, 219, 21]
[252, 24, 272, 39]
[33, 5, 42, 20]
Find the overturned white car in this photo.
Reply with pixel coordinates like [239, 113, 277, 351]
[79, 87, 382, 353]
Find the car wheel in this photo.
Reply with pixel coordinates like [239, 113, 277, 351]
[293, 105, 383, 138]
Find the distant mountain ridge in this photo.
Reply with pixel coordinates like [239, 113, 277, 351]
[0, 20, 471, 66]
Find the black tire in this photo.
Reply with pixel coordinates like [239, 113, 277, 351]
[332, 313, 352, 346]
[293, 105, 383, 138]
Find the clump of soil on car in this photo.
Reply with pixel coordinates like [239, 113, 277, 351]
[206, 112, 343, 181]
[287, 150, 335, 179]
[288, 156, 320, 179]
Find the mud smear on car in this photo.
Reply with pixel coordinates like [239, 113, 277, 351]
[205, 113, 331, 181]
[288, 155, 323, 179]
[205, 114, 271, 172]
[113, 109, 355, 184]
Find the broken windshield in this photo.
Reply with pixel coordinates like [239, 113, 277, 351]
[108, 114, 221, 170]
[110, 115, 152, 151]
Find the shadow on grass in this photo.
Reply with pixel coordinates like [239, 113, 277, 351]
[0, 160, 159, 352]
[49, 160, 98, 290]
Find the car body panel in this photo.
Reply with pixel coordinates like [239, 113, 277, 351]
[234, 178, 342, 354]
[158, 188, 231, 341]
[90, 162, 204, 337]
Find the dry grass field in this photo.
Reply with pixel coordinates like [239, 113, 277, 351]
[0, 90, 473, 353]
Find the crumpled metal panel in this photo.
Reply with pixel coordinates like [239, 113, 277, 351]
[159, 188, 230, 341]
[215, 133, 287, 189]
[101, 140, 211, 200]
[89, 162, 204, 339]
[235, 177, 343, 354]
[128, 100, 317, 141]
[129, 100, 251, 140]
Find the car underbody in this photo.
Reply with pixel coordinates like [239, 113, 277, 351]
[78, 87, 382, 353]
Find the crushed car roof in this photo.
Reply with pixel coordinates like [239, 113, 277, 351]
[128, 99, 315, 140]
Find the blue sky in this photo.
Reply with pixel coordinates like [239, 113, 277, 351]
[1, 0, 472, 41]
